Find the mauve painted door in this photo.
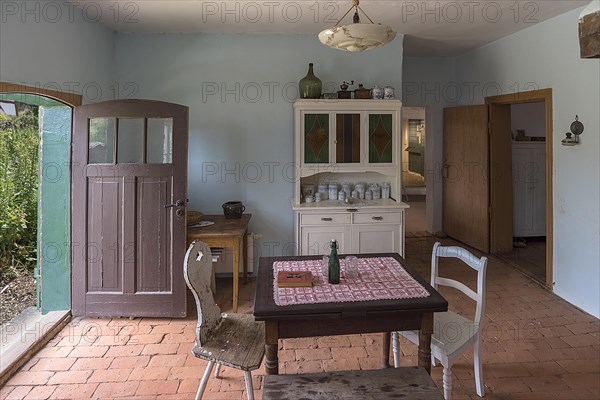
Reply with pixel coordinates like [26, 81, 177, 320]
[71, 100, 188, 317]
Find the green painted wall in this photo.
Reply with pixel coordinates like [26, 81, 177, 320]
[38, 106, 71, 313]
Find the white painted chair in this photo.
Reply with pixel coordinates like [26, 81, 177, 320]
[392, 242, 488, 399]
[184, 240, 265, 400]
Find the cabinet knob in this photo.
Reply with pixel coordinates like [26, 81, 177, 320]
[321, 217, 333, 222]
[372, 216, 384, 221]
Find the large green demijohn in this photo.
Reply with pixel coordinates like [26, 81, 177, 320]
[299, 63, 322, 99]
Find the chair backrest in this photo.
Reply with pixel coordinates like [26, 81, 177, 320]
[184, 240, 222, 346]
[431, 242, 488, 326]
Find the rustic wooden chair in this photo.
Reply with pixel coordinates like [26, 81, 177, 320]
[392, 242, 488, 400]
[184, 240, 265, 400]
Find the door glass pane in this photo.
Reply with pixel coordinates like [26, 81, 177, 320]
[336, 114, 361, 163]
[147, 118, 173, 163]
[304, 114, 329, 164]
[369, 114, 393, 163]
[88, 118, 115, 164]
[117, 118, 144, 163]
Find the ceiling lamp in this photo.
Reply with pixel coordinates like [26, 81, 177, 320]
[318, 0, 396, 52]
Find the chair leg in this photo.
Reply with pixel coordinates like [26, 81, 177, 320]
[214, 363, 222, 378]
[391, 332, 400, 368]
[474, 336, 485, 397]
[243, 370, 255, 400]
[442, 365, 452, 400]
[195, 360, 215, 400]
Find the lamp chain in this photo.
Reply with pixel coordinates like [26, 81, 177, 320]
[334, 0, 375, 26]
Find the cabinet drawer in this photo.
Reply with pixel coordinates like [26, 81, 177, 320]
[353, 212, 402, 224]
[301, 213, 352, 225]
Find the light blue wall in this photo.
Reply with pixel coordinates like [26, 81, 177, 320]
[0, 0, 116, 103]
[115, 33, 404, 258]
[452, 8, 599, 317]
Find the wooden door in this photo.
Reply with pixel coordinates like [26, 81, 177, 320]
[442, 105, 489, 253]
[72, 100, 188, 317]
[489, 104, 513, 252]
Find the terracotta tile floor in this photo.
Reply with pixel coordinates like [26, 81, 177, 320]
[1, 234, 599, 399]
[497, 237, 547, 285]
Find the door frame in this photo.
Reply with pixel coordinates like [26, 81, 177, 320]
[0, 82, 82, 107]
[485, 88, 553, 289]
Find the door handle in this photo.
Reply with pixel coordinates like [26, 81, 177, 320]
[165, 200, 185, 208]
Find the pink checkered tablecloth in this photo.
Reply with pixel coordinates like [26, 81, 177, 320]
[273, 257, 430, 306]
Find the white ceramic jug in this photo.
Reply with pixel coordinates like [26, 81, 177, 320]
[384, 86, 395, 99]
[371, 85, 383, 99]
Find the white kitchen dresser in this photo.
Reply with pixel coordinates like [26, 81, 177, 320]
[292, 99, 408, 256]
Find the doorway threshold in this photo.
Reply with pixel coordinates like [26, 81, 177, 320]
[496, 253, 547, 288]
[0, 307, 70, 386]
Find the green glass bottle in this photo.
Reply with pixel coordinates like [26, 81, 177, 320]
[328, 240, 340, 284]
[299, 63, 322, 99]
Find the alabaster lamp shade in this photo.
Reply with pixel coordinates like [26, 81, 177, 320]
[318, 23, 396, 52]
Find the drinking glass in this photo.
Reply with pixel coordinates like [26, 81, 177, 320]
[345, 256, 359, 280]
[322, 255, 329, 278]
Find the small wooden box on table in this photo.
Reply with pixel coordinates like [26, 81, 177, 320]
[263, 367, 443, 399]
[186, 214, 251, 313]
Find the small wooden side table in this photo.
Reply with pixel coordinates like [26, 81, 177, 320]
[187, 214, 251, 313]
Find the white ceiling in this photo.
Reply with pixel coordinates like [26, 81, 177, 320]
[74, 0, 589, 56]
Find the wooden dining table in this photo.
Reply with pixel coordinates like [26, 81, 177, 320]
[253, 253, 448, 375]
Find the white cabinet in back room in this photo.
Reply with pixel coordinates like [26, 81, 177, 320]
[512, 141, 546, 237]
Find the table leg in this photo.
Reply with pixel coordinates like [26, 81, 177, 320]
[265, 321, 279, 375]
[243, 232, 248, 284]
[382, 332, 391, 368]
[232, 240, 240, 313]
[418, 312, 434, 374]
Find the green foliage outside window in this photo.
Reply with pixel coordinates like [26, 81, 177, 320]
[0, 108, 39, 277]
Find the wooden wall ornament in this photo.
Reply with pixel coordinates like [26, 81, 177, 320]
[579, 2, 600, 58]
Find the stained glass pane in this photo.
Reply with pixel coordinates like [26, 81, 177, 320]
[304, 114, 329, 164]
[369, 114, 393, 163]
[336, 114, 361, 163]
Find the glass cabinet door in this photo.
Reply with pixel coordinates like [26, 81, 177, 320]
[335, 113, 361, 163]
[304, 113, 329, 164]
[368, 113, 393, 164]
